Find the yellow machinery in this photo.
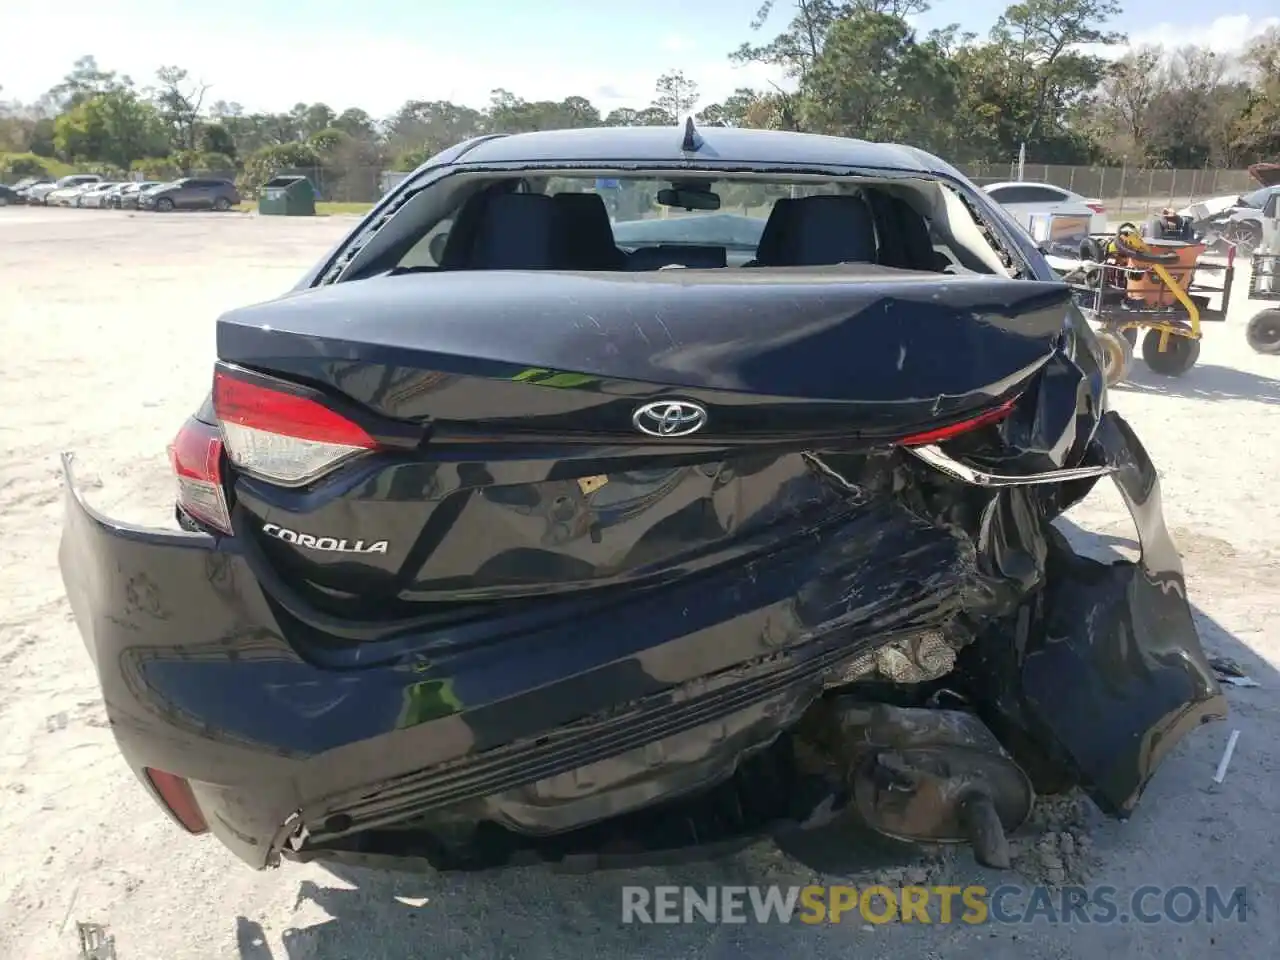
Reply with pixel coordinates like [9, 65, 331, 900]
[1065, 223, 1236, 385]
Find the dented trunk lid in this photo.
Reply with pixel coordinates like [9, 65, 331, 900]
[214, 268, 1085, 612]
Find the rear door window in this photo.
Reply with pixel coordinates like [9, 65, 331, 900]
[398, 217, 455, 269]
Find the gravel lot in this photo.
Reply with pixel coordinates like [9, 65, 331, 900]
[2, 207, 1279, 960]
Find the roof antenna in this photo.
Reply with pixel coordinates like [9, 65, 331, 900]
[681, 116, 703, 152]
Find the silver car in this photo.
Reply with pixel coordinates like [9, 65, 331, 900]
[98, 182, 135, 209]
[77, 182, 123, 209]
[115, 181, 162, 210]
[48, 182, 100, 207]
[27, 174, 101, 206]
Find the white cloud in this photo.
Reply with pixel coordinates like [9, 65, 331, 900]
[661, 34, 697, 54]
[1127, 13, 1279, 52]
[0, 18, 785, 119]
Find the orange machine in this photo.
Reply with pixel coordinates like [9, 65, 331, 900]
[1065, 222, 1235, 384]
[1121, 238, 1206, 308]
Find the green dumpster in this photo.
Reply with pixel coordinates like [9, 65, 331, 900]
[258, 175, 316, 216]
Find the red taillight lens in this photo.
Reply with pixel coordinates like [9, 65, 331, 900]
[213, 368, 378, 486]
[897, 398, 1017, 447]
[144, 768, 209, 834]
[1086, 202, 1106, 214]
[169, 416, 233, 534]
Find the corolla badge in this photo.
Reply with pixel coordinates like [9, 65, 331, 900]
[262, 523, 389, 554]
[632, 400, 708, 437]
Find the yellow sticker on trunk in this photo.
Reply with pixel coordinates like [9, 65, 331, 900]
[577, 475, 609, 495]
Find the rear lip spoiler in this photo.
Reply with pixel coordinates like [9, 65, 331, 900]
[907, 444, 1116, 487]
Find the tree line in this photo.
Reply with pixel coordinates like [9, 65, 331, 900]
[1, 0, 1277, 196]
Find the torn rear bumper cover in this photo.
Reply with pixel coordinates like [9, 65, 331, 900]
[57, 411, 1224, 871]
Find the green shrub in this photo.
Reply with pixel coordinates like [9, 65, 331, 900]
[131, 156, 182, 180]
[238, 143, 321, 198]
[0, 152, 73, 179]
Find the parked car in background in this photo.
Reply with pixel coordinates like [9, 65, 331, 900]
[983, 181, 1108, 236]
[77, 182, 123, 208]
[0, 183, 18, 206]
[6, 176, 52, 203]
[26, 174, 101, 205]
[138, 177, 241, 212]
[1179, 183, 1280, 256]
[48, 181, 102, 207]
[99, 183, 134, 208]
[8, 176, 47, 193]
[113, 181, 162, 209]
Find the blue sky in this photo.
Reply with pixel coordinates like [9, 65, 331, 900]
[2, 1, 1277, 117]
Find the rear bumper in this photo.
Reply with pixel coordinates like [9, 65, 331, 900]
[58, 455, 976, 869]
[57, 412, 1225, 871]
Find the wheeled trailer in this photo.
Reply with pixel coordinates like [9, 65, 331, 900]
[1059, 228, 1235, 385]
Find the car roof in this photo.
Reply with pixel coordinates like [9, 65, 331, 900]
[984, 180, 1073, 193]
[450, 126, 949, 175]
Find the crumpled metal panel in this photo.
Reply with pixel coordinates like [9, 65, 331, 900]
[963, 412, 1225, 815]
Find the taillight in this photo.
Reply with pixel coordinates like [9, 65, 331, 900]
[1086, 202, 1106, 214]
[144, 768, 209, 834]
[212, 367, 378, 486]
[169, 416, 233, 534]
[897, 397, 1017, 447]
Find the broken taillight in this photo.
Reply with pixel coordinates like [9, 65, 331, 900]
[897, 397, 1018, 447]
[144, 768, 209, 834]
[212, 367, 379, 486]
[169, 416, 233, 534]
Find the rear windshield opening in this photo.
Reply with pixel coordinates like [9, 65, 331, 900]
[390, 174, 1013, 279]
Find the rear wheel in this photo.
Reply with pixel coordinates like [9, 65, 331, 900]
[1142, 329, 1200, 376]
[1246, 309, 1280, 355]
[1221, 221, 1262, 256]
[1095, 329, 1134, 386]
[212, 196, 231, 212]
[156, 197, 174, 212]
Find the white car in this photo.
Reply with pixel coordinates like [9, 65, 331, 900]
[983, 181, 1109, 237]
[77, 182, 122, 208]
[26, 174, 101, 205]
[47, 183, 98, 207]
[1179, 193, 1241, 222]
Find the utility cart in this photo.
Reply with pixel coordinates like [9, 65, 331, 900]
[1038, 214, 1235, 385]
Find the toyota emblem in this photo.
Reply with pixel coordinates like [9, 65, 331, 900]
[632, 400, 708, 437]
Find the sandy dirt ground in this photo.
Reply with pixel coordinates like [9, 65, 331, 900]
[2, 206, 1279, 960]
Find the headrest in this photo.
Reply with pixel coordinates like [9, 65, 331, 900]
[553, 193, 625, 269]
[753, 195, 879, 266]
[870, 192, 941, 271]
[773, 195, 878, 266]
[466, 193, 560, 269]
[753, 198, 796, 266]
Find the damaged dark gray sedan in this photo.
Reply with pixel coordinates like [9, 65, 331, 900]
[58, 124, 1225, 874]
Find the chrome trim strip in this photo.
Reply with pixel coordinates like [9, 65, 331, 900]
[907, 445, 1116, 487]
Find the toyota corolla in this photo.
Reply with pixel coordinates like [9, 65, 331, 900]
[59, 124, 1224, 875]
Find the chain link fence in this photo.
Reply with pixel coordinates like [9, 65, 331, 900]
[6, 161, 1263, 215]
[241, 166, 384, 204]
[371, 163, 1261, 216]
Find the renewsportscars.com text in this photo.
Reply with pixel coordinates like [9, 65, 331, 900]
[620, 884, 1249, 926]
